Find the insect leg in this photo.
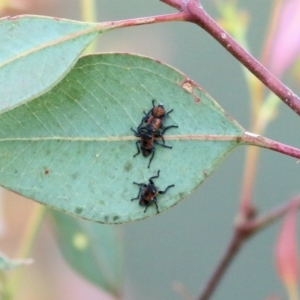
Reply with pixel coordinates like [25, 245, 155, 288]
[131, 185, 145, 201]
[143, 102, 154, 122]
[154, 139, 172, 149]
[133, 141, 141, 157]
[133, 182, 146, 186]
[154, 131, 166, 145]
[131, 127, 140, 135]
[153, 198, 159, 213]
[149, 170, 160, 183]
[159, 184, 175, 194]
[136, 118, 145, 131]
[160, 125, 178, 135]
[147, 146, 156, 168]
[144, 203, 150, 213]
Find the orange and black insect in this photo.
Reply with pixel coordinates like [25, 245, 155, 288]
[140, 99, 178, 139]
[131, 123, 172, 168]
[131, 170, 174, 213]
[131, 100, 178, 167]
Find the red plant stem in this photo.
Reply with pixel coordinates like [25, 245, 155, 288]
[198, 196, 300, 300]
[244, 196, 300, 234]
[160, 0, 300, 117]
[103, 12, 186, 30]
[166, 132, 300, 160]
[241, 132, 300, 159]
[198, 231, 246, 300]
[160, 0, 185, 10]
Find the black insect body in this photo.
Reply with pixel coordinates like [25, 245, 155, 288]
[131, 170, 174, 213]
[131, 125, 172, 168]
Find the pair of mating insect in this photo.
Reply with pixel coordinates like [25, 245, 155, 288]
[130, 100, 178, 213]
[131, 99, 178, 169]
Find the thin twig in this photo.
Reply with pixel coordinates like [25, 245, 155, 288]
[161, 0, 300, 117]
[243, 196, 300, 235]
[199, 196, 300, 300]
[198, 230, 247, 300]
[241, 132, 300, 159]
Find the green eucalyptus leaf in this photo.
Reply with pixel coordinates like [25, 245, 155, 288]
[0, 15, 103, 113]
[50, 210, 122, 295]
[0, 53, 245, 223]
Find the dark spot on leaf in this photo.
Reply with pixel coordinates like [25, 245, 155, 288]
[181, 80, 193, 93]
[72, 172, 79, 180]
[113, 215, 120, 221]
[124, 161, 132, 172]
[44, 169, 49, 175]
[75, 207, 83, 214]
[202, 171, 208, 178]
[179, 192, 185, 199]
[98, 200, 105, 205]
[180, 77, 202, 102]
[236, 136, 242, 143]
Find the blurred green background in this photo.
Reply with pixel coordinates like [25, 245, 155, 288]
[1, 0, 300, 299]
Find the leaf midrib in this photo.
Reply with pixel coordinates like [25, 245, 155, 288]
[0, 134, 244, 142]
[0, 26, 102, 68]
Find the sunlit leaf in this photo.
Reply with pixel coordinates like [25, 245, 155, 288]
[50, 210, 122, 295]
[0, 15, 102, 113]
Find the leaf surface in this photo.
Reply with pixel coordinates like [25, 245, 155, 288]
[50, 210, 122, 295]
[0, 53, 245, 223]
[0, 15, 101, 113]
